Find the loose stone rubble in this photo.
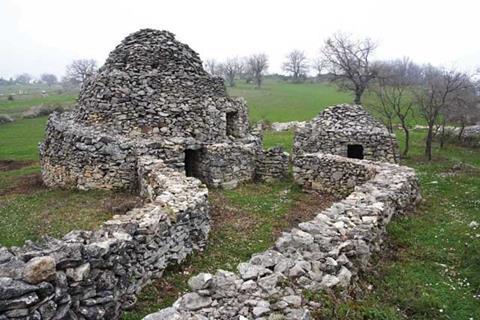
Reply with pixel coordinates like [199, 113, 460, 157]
[145, 153, 421, 320]
[434, 125, 480, 147]
[40, 29, 263, 191]
[0, 157, 209, 319]
[294, 104, 399, 163]
[270, 121, 305, 132]
[255, 146, 290, 182]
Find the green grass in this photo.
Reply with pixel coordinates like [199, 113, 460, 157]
[228, 79, 353, 123]
[0, 116, 48, 160]
[0, 188, 117, 247]
[0, 93, 77, 117]
[263, 130, 295, 153]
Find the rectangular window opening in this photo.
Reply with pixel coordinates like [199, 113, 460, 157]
[226, 111, 238, 137]
[347, 144, 364, 159]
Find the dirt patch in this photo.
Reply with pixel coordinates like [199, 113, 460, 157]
[209, 192, 258, 234]
[0, 160, 36, 172]
[0, 173, 45, 196]
[273, 191, 336, 237]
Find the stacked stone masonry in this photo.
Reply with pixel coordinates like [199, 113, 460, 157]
[293, 153, 377, 197]
[293, 104, 399, 163]
[40, 29, 262, 191]
[145, 153, 421, 320]
[0, 157, 210, 319]
[255, 147, 290, 182]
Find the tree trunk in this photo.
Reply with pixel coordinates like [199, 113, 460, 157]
[354, 90, 362, 105]
[425, 124, 433, 161]
[401, 121, 410, 157]
[439, 119, 446, 149]
[255, 76, 262, 88]
[387, 118, 394, 134]
[458, 122, 465, 141]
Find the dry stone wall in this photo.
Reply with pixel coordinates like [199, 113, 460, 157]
[255, 146, 290, 182]
[294, 104, 398, 163]
[40, 29, 261, 191]
[144, 153, 421, 320]
[74, 29, 250, 140]
[293, 153, 377, 197]
[0, 157, 209, 320]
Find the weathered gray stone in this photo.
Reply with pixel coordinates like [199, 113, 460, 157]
[188, 273, 213, 291]
[178, 293, 212, 311]
[0, 278, 39, 300]
[146, 152, 421, 319]
[40, 29, 261, 192]
[23, 256, 56, 284]
[293, 104, 398, 163]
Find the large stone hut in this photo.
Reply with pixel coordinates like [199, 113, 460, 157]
[40, 29, 262, 190]
[293, 104, 398, 162]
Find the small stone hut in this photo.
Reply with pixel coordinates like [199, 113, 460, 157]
[293, 104, 398, 162]
[40, 29, 262, 190]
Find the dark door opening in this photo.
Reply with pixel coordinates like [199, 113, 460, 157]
[226, 111, 238, 137]
[347, 144, 364, 159]
[185, 149, 201, 178]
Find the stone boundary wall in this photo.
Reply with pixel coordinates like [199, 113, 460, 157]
[145, 154, 421, 320]
[0, 157, 209, 320]
[255, 146, 290, 182]
[293, 153, 377, 197]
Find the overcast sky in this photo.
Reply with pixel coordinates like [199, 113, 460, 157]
[1, 0, 479, 79]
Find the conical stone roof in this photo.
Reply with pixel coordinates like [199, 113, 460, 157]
[73, 29, 239, 138]
[307, 104, 389, 134]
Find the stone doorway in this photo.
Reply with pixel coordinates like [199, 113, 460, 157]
[185, 149, 202, 178]
[347, 144, 364, 159]
[226, 111, 238, 137]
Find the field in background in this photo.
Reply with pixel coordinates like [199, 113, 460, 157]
[0, 80, 479, 319]
[229, 79, 352, 123]
[0, 83, 77, 118]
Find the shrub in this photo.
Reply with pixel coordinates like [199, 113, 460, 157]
[7, 94, 14, 101]
[0, 114, 14, 125]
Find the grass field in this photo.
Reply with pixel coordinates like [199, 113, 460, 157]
[228, 79, 353, 123]
[0, 80, 478, 319]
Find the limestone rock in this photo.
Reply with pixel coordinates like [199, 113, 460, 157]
[23, 256, 56, 284]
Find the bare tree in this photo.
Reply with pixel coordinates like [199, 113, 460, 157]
[40, 73, 58, 86]
[282, 50, 309, 83]
[221, 57, 244, 87]
[312, 57, 325, 79]
[246, 54, 269, 88]
[320, 33, 377, 104]
[15, 73, 32, 84]
[414, 65, 471, 160]
[65, 59, 97, 85]
[442, 83, 480, 141]
[370, 58, 421, 157]
[204, 59, 221, 76]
